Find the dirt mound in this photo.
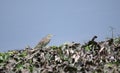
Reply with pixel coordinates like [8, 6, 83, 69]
[0, 37, 120, 73]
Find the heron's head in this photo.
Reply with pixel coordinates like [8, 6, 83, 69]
[47, 34, 53, 38]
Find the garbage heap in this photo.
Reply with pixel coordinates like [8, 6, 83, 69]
[0, 37, 120, 73]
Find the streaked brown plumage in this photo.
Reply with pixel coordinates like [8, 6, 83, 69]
[34, 34, 53, 49]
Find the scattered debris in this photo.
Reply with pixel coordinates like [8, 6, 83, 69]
[0, 36, 120, 73]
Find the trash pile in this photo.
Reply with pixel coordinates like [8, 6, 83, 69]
[0, 36, 120, 73]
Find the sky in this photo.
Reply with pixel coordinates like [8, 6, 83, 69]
[0, 0, 120, 52]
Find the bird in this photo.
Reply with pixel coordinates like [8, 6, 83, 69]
[34, 34, 53, 49]
[91, 36, 97, 41]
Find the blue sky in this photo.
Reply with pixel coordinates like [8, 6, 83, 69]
[0, 0, 120, 52]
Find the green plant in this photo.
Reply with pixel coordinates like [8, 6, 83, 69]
[0, 52, 10, 63]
